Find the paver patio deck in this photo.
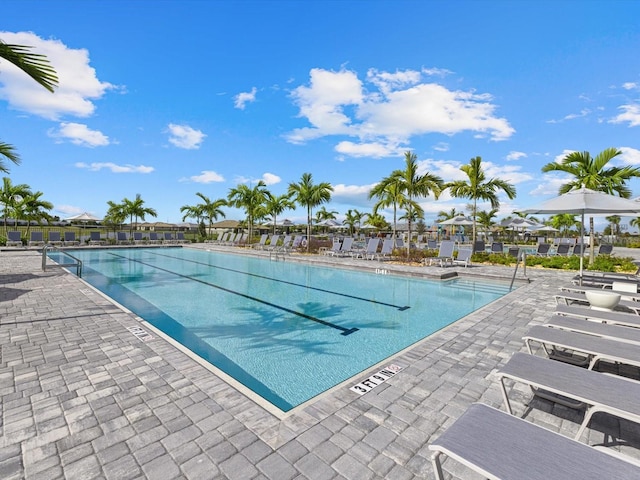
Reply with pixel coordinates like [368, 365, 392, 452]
[1, 245, 639, 479]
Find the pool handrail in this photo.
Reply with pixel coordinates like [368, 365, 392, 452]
[42, 244, 83, 277]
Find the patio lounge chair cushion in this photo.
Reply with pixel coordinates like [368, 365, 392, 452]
[496, 352, 640, 442]
[429, 402, 640, 480]
[554, 304, 640, 328]
[546, 314, 640, 346]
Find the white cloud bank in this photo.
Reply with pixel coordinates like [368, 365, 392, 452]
[0, 31, 114, 120]
[234, 172, 281, 186]
[285, 67, 514, 157]
[167, 123, 206, 149]
[181, 170, 225, 184]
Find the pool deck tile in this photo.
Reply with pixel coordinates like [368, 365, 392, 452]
[2, 245, 640, 479]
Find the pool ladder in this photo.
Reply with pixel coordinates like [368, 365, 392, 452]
[269, 246, 286, 262]
[42, 245, 83, 277]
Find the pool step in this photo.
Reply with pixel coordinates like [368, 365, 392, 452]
[449, 280, 511, 295]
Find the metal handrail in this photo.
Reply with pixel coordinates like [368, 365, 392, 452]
[509, 251, 526, 290]
[42, 244, 83, 277]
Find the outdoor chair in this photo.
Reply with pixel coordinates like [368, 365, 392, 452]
[555, 243, 571, 256]
[133, 232, 146, 244]
[555, 290, 640, 314]
[89, 231, 105, 245]
[48, 231, 63, 246]
[116, 232, 129, 244]
[490, 241, 503, 253]
[452, 248, 472, 268]
[28, 231, 45, 247]
[63, 231, 79, 246]
[535, 243, 551, 256]
[472, 240, 485, 253]
[598, 244, 613, 255]
[554, 304, 640, 329]
[426, 239, 438, 250]
[148, 232, 160, 244]
[252, 233, 269, 249]
[425, 240, 455, 267]
[428, 403, 640, 480]
[373, 238, 394, 261]
[496, 352, 640, 444]
[6, 231, 22, 247]
[545, 314, 640, 346]
[359, 237, 380, 260]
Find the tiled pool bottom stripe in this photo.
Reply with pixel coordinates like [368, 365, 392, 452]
[3, 249, 640, 480]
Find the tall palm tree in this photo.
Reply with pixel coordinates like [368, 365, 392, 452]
[0, 41, 58, 172]
[605, 215, 621, 237]
[180, 203, 205, 237]
[446, 156, 516, 242]
[227, 181, 270, 242]
[193, 193, 226, 238]
[630, 217, 640, 234]
[263, 193, 294, 235]
[287, 173, 333, 252]
[314, 206, 338, 233]
[122, 194, 157, 234]
[343, 209, 367, 237]
[542, 147, 640, 263]
[549, 213, 579, 237]
[369, 177, 403, 240]
[0, 177, 32, 235]
[390, 151, 444, 256]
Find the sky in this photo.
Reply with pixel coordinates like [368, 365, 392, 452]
[2, 0, 640, 230]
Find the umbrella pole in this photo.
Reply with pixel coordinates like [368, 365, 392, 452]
[579, 213, 584, 285]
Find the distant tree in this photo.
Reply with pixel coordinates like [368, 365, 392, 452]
[369, 177, 403, 240]
[549, 213, 579, 236]
[0, 177, 32, 235]
[605, 214, 621, 237]
[630, 217, 640, 234]
[122, 194, 157, 235]
[227, 181, 269, 242]
[262, 193, 295, 235]
[288, 173, 333, 252]
[476, 208, 499, 237]
[343, 209, 367, 237]
[445, 156, 516, 242]
[364, 212, 390, 233]
[542, 148, 640, 263]
[19, 191, 53, 236]
[104, 200, 127, 236]
[0, 40, 58, 172]
[187, 193, 226, 238]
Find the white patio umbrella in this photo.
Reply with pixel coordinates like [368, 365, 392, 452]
[520, 187, 640, 281]
[65, 212, 101, 222]
[438, 215, 474, 226]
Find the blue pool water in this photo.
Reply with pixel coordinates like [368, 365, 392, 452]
[54, 247, 512, 411]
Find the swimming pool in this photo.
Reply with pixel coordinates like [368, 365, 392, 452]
[54, 247, 512, 412]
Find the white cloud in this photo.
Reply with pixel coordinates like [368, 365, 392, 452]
[0, 31, 115, 120]
[619, 146, 640, 165]
[433, 142, 449, 152]
[610, 104, 640, 127]
[553, 149, 576, 163]
[335, 141, 402, 158]
[167, 123, 206, 149]
[332, 183, 376, 207]
[234, 172, 282, 185]
[622, 82, 638, 90]
[529, 175, 570, 196]
[75, 162, 153, 173]
[506, 151, 527, 161]
[234, 87, 257, 110]
[285, 67, 514, 154]
[181, 170, 225, 183]
[48, 122, 109, 147]
[547, 109, 591, 124]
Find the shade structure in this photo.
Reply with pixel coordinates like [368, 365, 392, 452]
[65, 211, 101, 222]
[503, 217, 542, 229]
[530, 225, 559, 232]
[438, 215, 474, 226]
[520, 187, 640, 280]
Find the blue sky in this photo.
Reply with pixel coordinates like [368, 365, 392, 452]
[2, 0, 640, 229]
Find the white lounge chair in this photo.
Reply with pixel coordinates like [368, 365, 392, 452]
[426, 240, 455, 267]
[559, 283, 640, 302]
[545, 314, 640, 346]
[323, 239, 342, 256]
[452, 248, 472, 268]
[429, 402, 640, 480]
[554, 291, 640, 314]
[359, 237, 380, 260]
[265, 234, 281, 251]
[335, 237, 355, 257]
[373, 238, 394, 261]
[496, 352, 640, 442]
[252, 234, 269, 249]
[554, 304, 640, 328]
[523, 324, 640, 370]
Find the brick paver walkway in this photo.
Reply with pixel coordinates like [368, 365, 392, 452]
[1, 246, 639, 479]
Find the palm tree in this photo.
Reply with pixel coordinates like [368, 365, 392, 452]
[180, 203, 205, 237]
[389, 151, 444, 256]
[19, 191, 53, 237]
[122, 194, 157, 235]
[369, 177, 403, 240]
[476, 208, 499, 238]
[343, 209, 367, 237]
[446, 156, 516, 242]
[364, 212, 390, 233]
[605, 215, 621, 237]
[287, 173, 333, 252]
[549, 213, 579, 237]
[0, 177, 32, 235]
[630, 217, 640, 234]
[542, 147, 640, 263]
[314, 206, 338, 234]
[0, 40, 58, 172]
[263, 193, 295, 235]
[192, 193, 226, 238]
[104, 200, 127, 237]
[227, 181, 270, 242]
